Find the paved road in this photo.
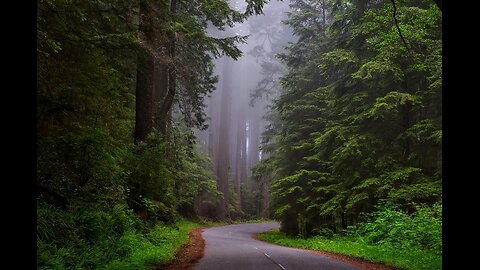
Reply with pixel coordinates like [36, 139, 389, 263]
[194, 222, 362, 270]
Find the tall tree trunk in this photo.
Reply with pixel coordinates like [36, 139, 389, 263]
[261, 180, 269, 217]
[234, 131, 242, 208]
[153, 59, 169, 130]
[134, 0, 155, 144]
[248, 104, 261, 171]
[235, 112, 246, 209]
[215, 57, 233, 220]
[239, 122, 247, 190]
[156, 0, 177, 137]
[207, 94, 219, 157]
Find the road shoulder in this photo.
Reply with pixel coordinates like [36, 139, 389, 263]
[154, 227, 205, 270]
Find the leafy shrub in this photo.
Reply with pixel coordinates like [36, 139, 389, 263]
[139, 196, 178, 225]
[347, 202, 442, 254]
[37, 198, 144, 269]
[311, 227, 335, 238]
[37, 128, 128, 206]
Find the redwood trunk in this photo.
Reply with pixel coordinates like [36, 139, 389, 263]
[215, 57, 233, 220]
[156, 0, 177, 137]
[134, 0, 155, 144]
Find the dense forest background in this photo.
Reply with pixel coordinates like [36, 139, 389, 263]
[36, 0, 442, 269]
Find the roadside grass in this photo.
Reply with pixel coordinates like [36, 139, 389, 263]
[37, 203, 206, 270]
[257, 229, 441, 270]
[103, 220, 202, 270]
[38, 201, 276, 270]
[235, 218, 275, 224]
[194, 217, 274, 227]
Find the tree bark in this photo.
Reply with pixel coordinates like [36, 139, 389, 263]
[153, 59, 169, 129]
[134, 0, 155, 144]
[156, 0, 177, 137]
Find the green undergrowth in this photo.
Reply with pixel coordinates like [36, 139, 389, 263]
[257, 204, 442, 270]
[258, 231, 440, 270]
[217, 217, 274, 225]
[37, 198, 272, 270]
[235, 218, 274, 224]
[37, 200, 205, 270]
[103, 220, 201, 270]
[193, 216, 274, 227]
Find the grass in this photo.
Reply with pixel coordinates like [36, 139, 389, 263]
[37, 209, 205, 270]
[234, 218, 275, 224]
[257, 229, 441, 270]
[102, 220, 202, 270]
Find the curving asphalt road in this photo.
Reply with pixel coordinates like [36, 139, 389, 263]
[193, 221, 362, 270]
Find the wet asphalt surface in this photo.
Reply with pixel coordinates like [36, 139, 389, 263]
[193, 222, 362, 270]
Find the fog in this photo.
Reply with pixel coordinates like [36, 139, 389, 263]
[195, 0, 295, 217]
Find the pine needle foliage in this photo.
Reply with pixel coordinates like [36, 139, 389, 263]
[257, 0, 442, 237]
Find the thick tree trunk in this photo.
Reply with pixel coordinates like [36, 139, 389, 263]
[134, 0, 155, 144]
[153, 60, 169, 129]
[156, 0, 177, 137]
[134, 56, 155, 143]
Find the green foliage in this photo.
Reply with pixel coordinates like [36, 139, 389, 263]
[258, 228, 441, 270]
[124, 136, 175, 218]
[348, 203, 442, 254]
[37, 197, 202, 270]
[173, 142, 220, 215]
[258, 203, 442, 269]
[263, 0, 442, 236]
[103, 220, 201, 270]
[37, 128, 129, 207]
[37, 200, 142, 269]
[37, 0, 259, 267]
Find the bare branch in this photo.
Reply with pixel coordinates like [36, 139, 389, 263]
[390, 0, 410, 53]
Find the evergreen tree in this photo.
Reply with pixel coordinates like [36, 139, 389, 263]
[263, 0, 442, 236]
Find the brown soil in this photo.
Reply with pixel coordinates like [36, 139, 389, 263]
[154, 227, 205, 270]
[252, 234, 400, 270]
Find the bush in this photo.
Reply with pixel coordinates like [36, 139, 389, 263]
[347, 202, 442, 254]
[37, 199, 145, 269]
[140, 196, 178, 225]
[311, 227, 335, 238]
